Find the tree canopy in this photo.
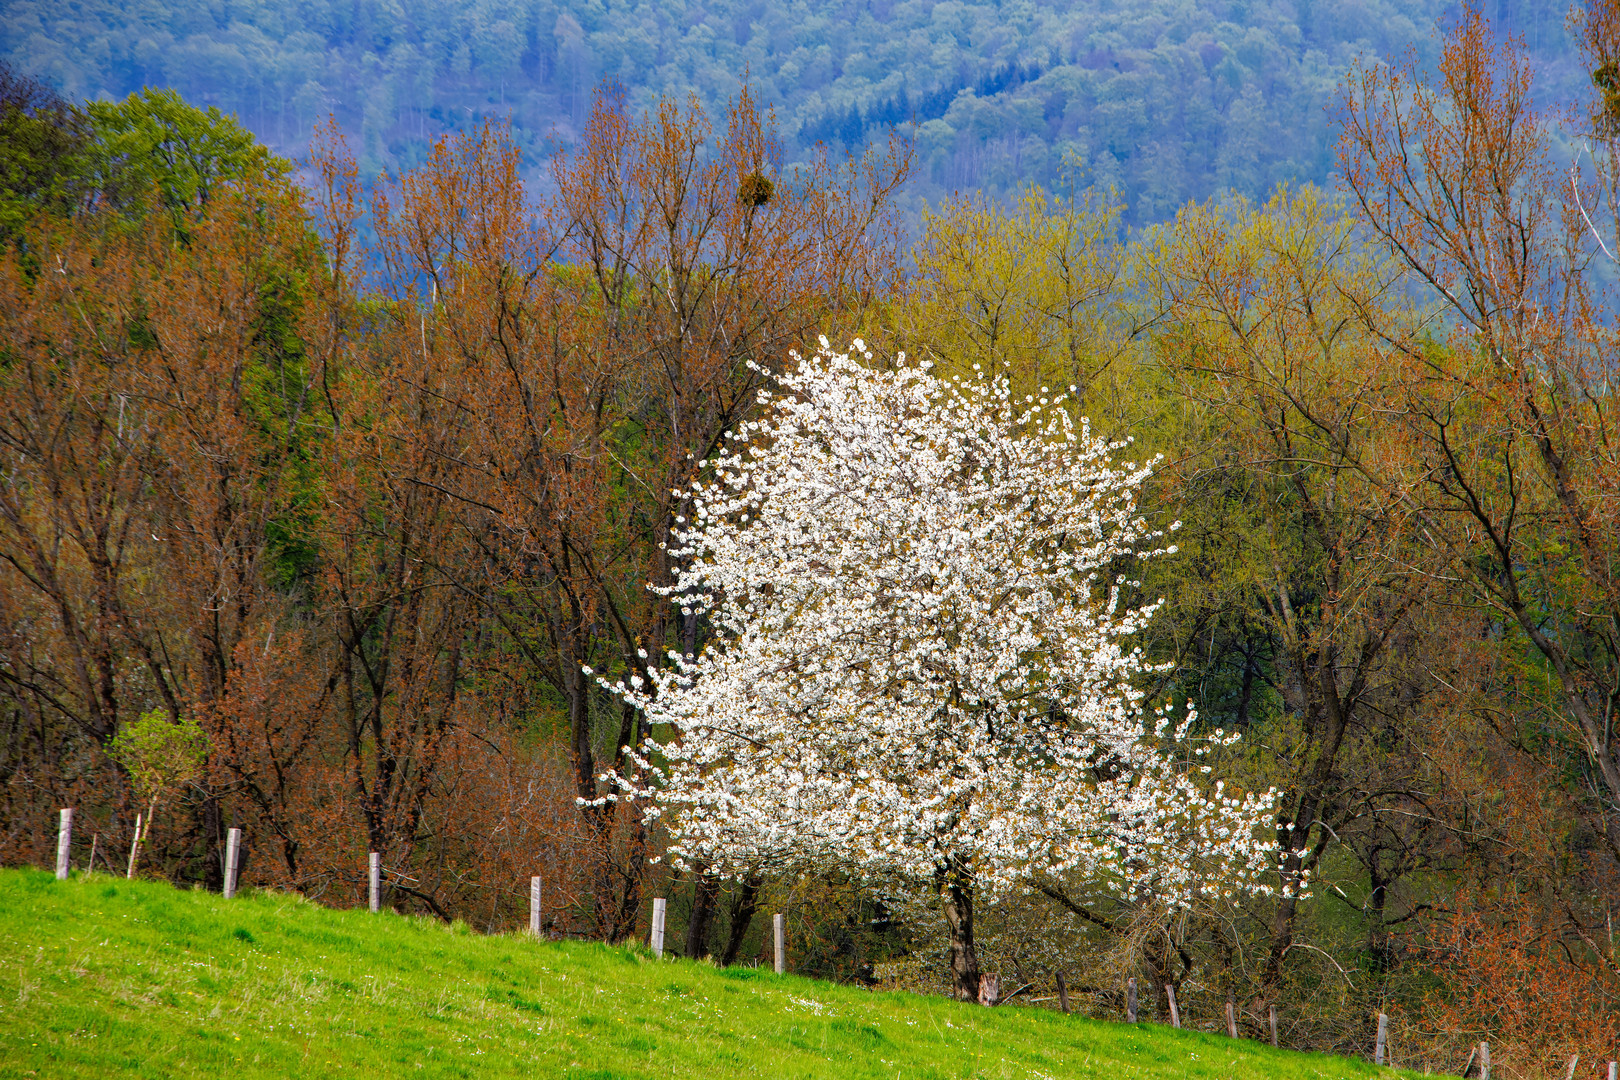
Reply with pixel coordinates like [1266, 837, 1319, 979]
[598, 341, 1277, 999]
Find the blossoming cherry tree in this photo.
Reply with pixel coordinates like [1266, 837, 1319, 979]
[598, 341, 1276, 1001]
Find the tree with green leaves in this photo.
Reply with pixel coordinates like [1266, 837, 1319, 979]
[107, 710, 209, 878]
[0, 63, 89, 238]
[84, 88, 290, 226]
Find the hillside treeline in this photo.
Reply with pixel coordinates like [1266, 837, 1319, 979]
[4, 8, 1620, 1077]
[0, 0, 1586, 227]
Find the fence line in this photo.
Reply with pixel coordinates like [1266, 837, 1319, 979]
[41, 810, 1620, 1076]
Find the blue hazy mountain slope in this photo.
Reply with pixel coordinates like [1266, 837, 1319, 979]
[0, 0, 1583, 223]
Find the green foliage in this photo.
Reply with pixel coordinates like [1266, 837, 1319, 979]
[105, 710, 208, 812]
[239, 258, 327, 596]
[0, 869, 1426, 1079]
[897, 187, 1135, 410]
[0, 63, 89, 238]
[0, 70, 296, 246]
[83, 88, 291, 225]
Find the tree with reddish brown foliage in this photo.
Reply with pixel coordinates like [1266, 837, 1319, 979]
[0, 163, 326, 882]
[1333, 5, 1620, 1062]
[350, 87, 907, 939]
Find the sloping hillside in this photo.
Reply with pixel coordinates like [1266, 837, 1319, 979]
[0, 869, 1414, 1079]
[2, 0, 1586, 226]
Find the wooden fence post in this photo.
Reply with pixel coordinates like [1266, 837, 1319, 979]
[978, 972, 999, 1007]
[1226, 997, 1238, 1038]
[1480, 1040, 1490, 1080]
[223, 827, 242, 899]
[650, 897, 667, 957]
[55, 808, 73, 880]
[1125, 977, 1137, 1023]
[529, 876, 542, 936]
[1269, 1004, 1279, 1048]
[772, 913, 785, 974]
[1055, 971, 1070, 1014]
[1375, 1011, 1388, 1065]
[368, 852, 380, 912]
[88, 834, 98, 876]
[1607, 1061, 1616, 1080]
[1166, 983, 1181, 1029]
[1563, 1055, 1578, 1080]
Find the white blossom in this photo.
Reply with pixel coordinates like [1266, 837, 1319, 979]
[598, 341, 1277, 907]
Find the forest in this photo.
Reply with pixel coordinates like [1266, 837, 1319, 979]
[2, 2, 1620, 1077]
[0, 0, 1595, 227]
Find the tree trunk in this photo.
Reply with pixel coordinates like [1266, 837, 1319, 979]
[201, 794, 223, 893]
[719, 875, 761, 967]
[605, 797, 650, 944]
[685, 866, 720, 959]
[940, 862, 981, 1003]
[1145, 935, 1172, 1022]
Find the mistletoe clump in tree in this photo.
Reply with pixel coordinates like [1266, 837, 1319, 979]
[598, 341, 1277, 1001]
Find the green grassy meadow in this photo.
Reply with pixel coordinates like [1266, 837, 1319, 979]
[0, 868, 1418, 1079]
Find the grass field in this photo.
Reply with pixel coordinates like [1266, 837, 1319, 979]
[0, 868, 1417, 1079]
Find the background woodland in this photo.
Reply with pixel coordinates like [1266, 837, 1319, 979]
[0, 0, 1597, 227]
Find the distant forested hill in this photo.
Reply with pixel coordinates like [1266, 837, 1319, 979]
[0, 0, 1587, 223]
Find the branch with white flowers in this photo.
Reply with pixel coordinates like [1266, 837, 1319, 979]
[593, 339, 1278, 999]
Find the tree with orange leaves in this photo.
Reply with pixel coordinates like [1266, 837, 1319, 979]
[1342, 1, 1620, 869]
[1571, 0, 1620, 263]
[352, 85, 909, 941]
[0, 154, 330, 883]
[1337, 4, 1620, 1057]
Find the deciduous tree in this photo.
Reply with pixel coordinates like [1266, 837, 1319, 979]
[1342, 0, 1620, 911]
[600, 341, 1277, 1001]
[361, 88, 908, 940]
